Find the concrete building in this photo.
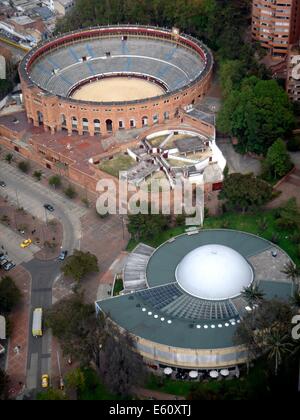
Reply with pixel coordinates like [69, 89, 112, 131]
[53, 0, 75, 16]
[287, 42, 300, 101]
[252, 0, 300, 59]
[96, 230, 293, 372]
[0, 45, 12, 79]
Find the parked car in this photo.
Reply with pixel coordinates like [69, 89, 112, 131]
[58, 250, 68, 261]
[41, 374, 49, 389]
[0, 259, 9, 268]
[20, 239, 32, 248]
[0, 253, 7, 261]
[3, 262, 15, 272]
[43, 204, 55, 212]
[0, 181, 6, 187]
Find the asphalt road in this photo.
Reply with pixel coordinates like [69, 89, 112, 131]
[0, 161, 87, 394]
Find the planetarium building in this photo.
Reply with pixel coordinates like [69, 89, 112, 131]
[96, 230, 293, 371]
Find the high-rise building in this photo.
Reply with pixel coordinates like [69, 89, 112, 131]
[252, 0, 300, 59]
[287, 42, 300, 101]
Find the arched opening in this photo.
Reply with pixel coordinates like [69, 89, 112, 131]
[118, 120, 125, 130]
[61, 114, 67, 128]
[142, 116, 148, 127]
[164, 111, 169, 120]
[37, 111, 43, 125]
[106, 119, 113, 132]
[130, 119, 136, 129]
[71, 116, 78, 129]
[94, 119, 100, 134]
[82, 118, 89, 131]
[153, 114, 159, 124]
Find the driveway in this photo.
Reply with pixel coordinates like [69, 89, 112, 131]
[0, 224, 40, 265]
[217, 142, 261, 175]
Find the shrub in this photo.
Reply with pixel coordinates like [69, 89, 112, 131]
[18, 161, 30, 173]
[64, 186, 77, 199]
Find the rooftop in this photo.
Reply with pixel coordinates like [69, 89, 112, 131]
[97, 230, 293, 350]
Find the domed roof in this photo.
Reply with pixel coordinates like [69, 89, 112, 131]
[175, 244, 253, 300]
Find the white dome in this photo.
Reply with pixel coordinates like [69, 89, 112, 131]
[176, 244, 253, 300]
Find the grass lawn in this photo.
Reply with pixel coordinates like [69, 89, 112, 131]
[127, 209, 300, 265]
[148, 135, 168, 147]
[98, 155, 135, 178]
[113, 278, 124, 296]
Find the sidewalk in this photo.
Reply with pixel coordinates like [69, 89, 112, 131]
[5, 266, 31, 398]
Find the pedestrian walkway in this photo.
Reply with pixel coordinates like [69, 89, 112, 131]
[5, 266, 31, 398]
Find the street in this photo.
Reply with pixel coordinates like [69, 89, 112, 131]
[0, 161, 88, 394]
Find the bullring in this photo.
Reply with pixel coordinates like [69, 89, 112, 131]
[19, 25, 214, 136]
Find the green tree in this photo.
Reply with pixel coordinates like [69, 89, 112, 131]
[276, 198, 300, 231]
[281, 261, 300, 295]
[128, 210, 170, 240]
[37, 388, 67, 400]
[241, 284, 265, 310]
[49, 175, 61, 189]
[0, 79, 13, 101]
[0, 276, 22, 314]
[46, 294, 106, 367]
[61, 250, 99, 282]
[291, 290, 300, 309]
[33, 170, 43, 181]
[17, 161, 30, 173]
[219, 60, 245, 98]
[100, 329, 147, 397]
[219, 173, 273, 213]
[64, 185, 77, 199]
[264, 328, 293, 376]
[235, 299, 294, 370]
[65, 367, 86, 399]
[217, 77, 295, 155]
[4, 153, 13, 164]
[262, 139, 293, 181]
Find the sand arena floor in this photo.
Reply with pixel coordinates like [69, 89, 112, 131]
[71, 77, 165, 102]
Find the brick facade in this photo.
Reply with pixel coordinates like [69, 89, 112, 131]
[19, 26, 213, 136]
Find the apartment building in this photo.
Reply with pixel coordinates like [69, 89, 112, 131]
[252, 0, 300, 59]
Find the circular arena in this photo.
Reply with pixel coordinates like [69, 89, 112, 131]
[97, 230, 293, 373]
[19, 26, 213, 136]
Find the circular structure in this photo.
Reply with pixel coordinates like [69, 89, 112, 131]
[98, 230, 294, 371]
[71, 77, 165, 102]
[176, 244, 253, 300]
[19, 25, 213, 136]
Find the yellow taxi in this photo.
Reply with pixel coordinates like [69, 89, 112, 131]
[41, 374, 49, 389]
[20, 239, 32, 248]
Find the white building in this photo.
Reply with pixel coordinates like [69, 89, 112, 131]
[53, 0, 75, 16]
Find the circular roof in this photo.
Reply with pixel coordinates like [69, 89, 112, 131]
[175, 244, 253, 300]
